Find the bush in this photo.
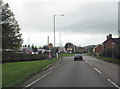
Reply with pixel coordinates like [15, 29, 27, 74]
[93, 52, 97, 56]
[2, 52, 48, 63]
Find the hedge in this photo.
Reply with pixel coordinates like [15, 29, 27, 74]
[99, 47, 120, 59]
[2, 52, 49, 63]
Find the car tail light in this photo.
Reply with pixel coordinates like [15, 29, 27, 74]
[81, 56, 82, 59]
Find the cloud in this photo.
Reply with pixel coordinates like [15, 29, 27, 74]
[3, 0, 118, 46]
[57, 2, 118, 34]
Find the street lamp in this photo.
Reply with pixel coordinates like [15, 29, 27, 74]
[54, 14, 64, 58]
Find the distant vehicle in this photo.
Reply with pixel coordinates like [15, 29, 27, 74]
[19, 47, 32, 53]
[34, 52, 38, 54]
[38, 49, 45, 54]
[74, 54, 83, 61]
[27, 51, 34, 54]
[4, 49, 14, 52]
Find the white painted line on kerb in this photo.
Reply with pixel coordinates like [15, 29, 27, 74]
[26, 71, 51, 87]
[48, 66, 56, 70]
[94, 67, 102, 75]
[107, 79, 120, 89]
[93, 66, 120, 88]
[84, 60, 120, 88]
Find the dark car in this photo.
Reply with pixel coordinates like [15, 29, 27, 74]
[74, 54, 83, 61]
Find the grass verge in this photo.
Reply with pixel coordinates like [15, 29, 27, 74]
[2, 53, 74, 87]
[94, 56, 119, 64]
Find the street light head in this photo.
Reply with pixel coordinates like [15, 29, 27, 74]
[54, 14, 64, 16]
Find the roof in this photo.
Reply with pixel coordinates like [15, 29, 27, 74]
[102, 38, 120, 44]
[112, 38, 120, 44]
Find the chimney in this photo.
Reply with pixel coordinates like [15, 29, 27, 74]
[107, 35, 109, 39]
[107, 34, 112, 39]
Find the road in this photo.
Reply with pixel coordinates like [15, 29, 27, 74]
[24, 55, 119, 88]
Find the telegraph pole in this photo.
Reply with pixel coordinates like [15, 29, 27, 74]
[53, 14, 64, 58]
[54, 15, 56, 58]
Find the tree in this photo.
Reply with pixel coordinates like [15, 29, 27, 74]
[75, 46, 87, 54]
[65, 42, 73, 51]
[39, 46, 43, 49]
[28, 45, 30, 48]
[34, 46, 38, 52]
[31, 44, 34, 49]
[1, 1, 23, 50]
[51, 47, 59, 53]
[24, 44, 27, 47]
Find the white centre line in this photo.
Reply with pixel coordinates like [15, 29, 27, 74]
[94, 67, 102, 75]
[26, 71, 51, 87]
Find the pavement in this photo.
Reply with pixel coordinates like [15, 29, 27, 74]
[22, 55, 119, 88]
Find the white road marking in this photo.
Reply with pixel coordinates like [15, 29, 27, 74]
[85, 60, 88, 63]
[85, 60, 120, 88]
[94, 67, 102, 75]
[26, 71, 51, 87]
[107, 79, 120, 89]
[89, 63, 92, 66]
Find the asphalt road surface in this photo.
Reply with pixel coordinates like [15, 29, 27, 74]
[24, 55, 119, 88]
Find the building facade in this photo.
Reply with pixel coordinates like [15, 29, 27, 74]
[94, 34, 120, 55]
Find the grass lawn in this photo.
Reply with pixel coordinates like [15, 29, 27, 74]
[2, 60, 53, 87]
[59, 53, 75, 57]
[2, 53, 74, 87]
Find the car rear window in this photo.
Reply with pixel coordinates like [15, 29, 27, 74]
[75, 54, 82, 56]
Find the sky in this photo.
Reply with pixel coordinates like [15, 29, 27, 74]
[4, 0, 119, 47]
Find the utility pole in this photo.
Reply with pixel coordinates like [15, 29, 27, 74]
[54, 15, 56, 58]
[47, 36, 49, 46]
[59, 32, 61, 47]
[53, 14, 64, 58]
[118, 30, 120, 38]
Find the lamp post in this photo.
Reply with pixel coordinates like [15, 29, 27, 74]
[54, 14, 64, 58]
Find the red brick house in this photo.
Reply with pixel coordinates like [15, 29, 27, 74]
[102, 34, 120, 50]
[93, 44, 102, 54]
[94, 34, 120, 55]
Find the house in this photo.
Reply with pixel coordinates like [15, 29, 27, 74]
[102, 34, 120, 50]
[94, 34, 120, 55]
[93, 44, 102, 55]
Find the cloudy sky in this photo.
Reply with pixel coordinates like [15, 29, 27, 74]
[4, 0, 119, 47]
